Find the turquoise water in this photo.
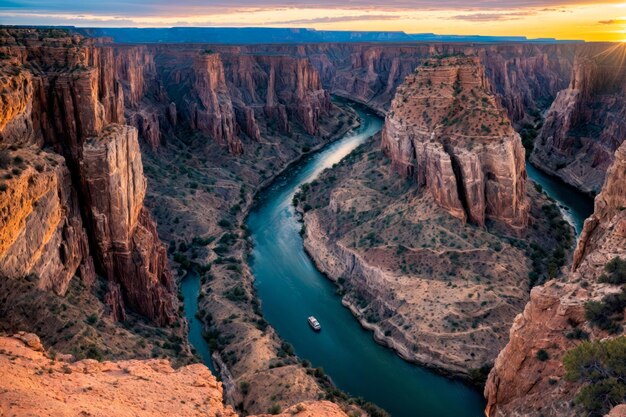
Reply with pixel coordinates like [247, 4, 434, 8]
[180, 272, 216, 372]
[181, 101, 594, 417]
[247, 105, 486, 417]
[526, 163, 594, 235]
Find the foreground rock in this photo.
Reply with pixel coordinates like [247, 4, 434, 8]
[382, 56, 529, 235]
[531, 43, 626, 195]
[485, 142, 626, 416]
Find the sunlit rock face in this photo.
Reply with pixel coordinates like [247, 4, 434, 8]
[0, 28, 175, 324]
[532, 43, 626, 195]
[485, 141, 626, 417]
[382, 56, 529, 234]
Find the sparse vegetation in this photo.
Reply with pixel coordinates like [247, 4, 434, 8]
[563, 337, 626, 416]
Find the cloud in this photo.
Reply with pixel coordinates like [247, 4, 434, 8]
[271, 14, 403, 25]
[449, 11, 536, 22]
[1, 0, 626, 18]
[599, 19, 626, 25]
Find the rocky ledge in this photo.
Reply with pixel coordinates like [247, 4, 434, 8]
[0, 332, 351, 417]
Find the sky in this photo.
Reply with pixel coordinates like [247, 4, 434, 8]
[0, 0, 625, 42]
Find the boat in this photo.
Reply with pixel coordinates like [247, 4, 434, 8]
[307, 316, 321, 331]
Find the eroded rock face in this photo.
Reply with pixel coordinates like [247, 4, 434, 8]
[222, 53, 331, 137]
[531, 44, 626, 194]
[0, 28, 175, 325]
[485, 142, 626, 417]
[0, 333, 349, 417]
[382, 56, 529, 234]
[191, 52, 242, 154]
[0, 333, 238, 417]
[80, 125, 174, 325]
[0, 146, 93, 294]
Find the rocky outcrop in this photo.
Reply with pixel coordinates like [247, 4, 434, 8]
[485, 141, 626, 417]
[0, 332, 349, 417]
[0, 333, 238, 417]
[190, 52, 242, 154]
[381, 56, 529, 234]
[531, 44, 626, 194]
[222, 54, 331, 137]
[0, 29, 175, 324]
[80, 125, 174, 325]
[0, 146, 93, 294]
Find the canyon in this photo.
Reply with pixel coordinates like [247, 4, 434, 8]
[485, 141, 626, 417]
[1, 26, 624, 417]
[297, 57, 572, 380]
[531, 44, 626, 195]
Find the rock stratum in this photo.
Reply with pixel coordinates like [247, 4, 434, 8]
[382, 56, 529, 234]
[0, 29, 175, 324]
[485, 141, 626, 416]
[531, 43, 626, 195]
[0, 332, 349, 417]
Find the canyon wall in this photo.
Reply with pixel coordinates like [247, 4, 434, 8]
[485, 141, 626, 417]
[109, 42, 580, 154]
[531, 43, 626, 195]
[111, 45, 332, 153]
[0, 29, 175, 324]
[381, 56, 529, 234]
[213, 43, 575, 123]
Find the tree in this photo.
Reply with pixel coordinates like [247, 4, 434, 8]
[563, 337, 626, 416]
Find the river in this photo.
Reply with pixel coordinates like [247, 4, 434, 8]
[183, 102, 594, 417]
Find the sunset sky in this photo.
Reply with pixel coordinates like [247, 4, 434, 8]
[0, 1, 625, 42]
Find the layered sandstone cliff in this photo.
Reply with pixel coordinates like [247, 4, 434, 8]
[0, 29, 174, 324]
[485, 141, 626, 417]
[381, 56, 529, 234]
[190, 52, 242, 154]
[0, 146, 93, 294]
[0, 332, 349, 417]
[531, 44, 626, 194]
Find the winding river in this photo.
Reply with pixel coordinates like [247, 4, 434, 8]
[183, 101, 594, 417]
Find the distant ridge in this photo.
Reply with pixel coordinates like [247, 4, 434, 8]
[15, 26, 583, 44]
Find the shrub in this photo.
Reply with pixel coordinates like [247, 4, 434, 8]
[267, 404, 282, 415]
[536, 349, 550, 361]
[86, 313, 98, 325]
[218, 219, 232, 228]
[223, 285, 247, 302]
[563, 337, 626, 416]
[239, 381, 250, 396]
[585, 288, 626, 334]
[599, 257, 626, 285]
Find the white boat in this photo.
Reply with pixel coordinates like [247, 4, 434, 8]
[307, 316, 321, 331]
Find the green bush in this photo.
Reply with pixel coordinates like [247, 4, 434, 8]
[563, 337, 626, 416]
[599, 257, 626, 285]
[585, 289, 626, 334]
[536, 349, 550, 361]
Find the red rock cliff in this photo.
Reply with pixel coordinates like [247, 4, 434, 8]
[381, 56, 529, 234]
[531, 43, 626, 194]
[190, 52, 242, 154]
[485, 141, 626, 417]
[0, 29, 175, 324]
